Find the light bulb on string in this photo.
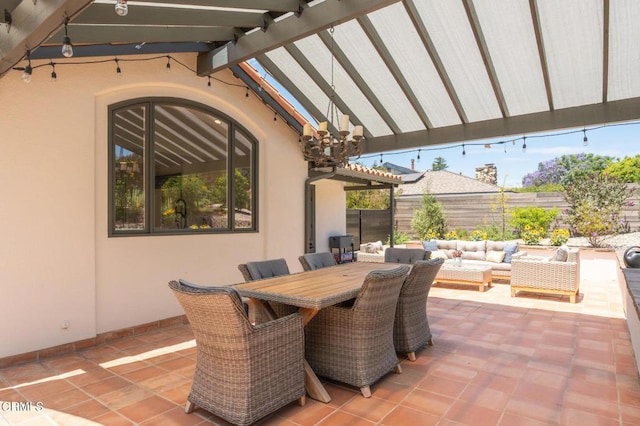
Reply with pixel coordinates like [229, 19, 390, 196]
[417, 148, 421, 162]
[115, 0, 128, 16]
[462, 144, 466, 156]
[61, 16, 73, 58]
[207, 76, 211, 88]
[583, 129, 588, 146]
[245, 87, 249, 98]
[50, 62, 57, 82]
[522, 137, 527, 153]
[115, 58, 122, 77]
[20, 51, 32, 83]
[165, 56, 171, 73]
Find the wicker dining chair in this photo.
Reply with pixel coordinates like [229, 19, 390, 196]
[393, 258, 444, 361]
[304, 265, 410, 398]
[168, 280, 305, 426]
[238, 258, 295, 319]
[384, 247, 429, 264]
[299, 252, 337, 271]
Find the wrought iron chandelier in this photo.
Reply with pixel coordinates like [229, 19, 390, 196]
[300, 26, 364, 168]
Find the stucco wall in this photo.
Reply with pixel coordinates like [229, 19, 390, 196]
[0, 53, 342, 357]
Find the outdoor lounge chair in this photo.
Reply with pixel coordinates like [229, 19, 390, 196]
[304, 265, 410, 398]
[384, 247, 429, 264]
[168, 280, 305, 426]
[299, 251, 337, 271]
[510, 246, 580, 303]
[238, 258, 295, 319]
[393, 259, 444, 361]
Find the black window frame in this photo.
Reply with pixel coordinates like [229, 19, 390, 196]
[108, 97, 258, 236]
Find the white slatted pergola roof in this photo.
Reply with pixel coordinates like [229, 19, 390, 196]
[1, 0, 639, 155]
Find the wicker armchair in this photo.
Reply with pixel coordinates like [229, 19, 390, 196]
[510, 247, 580, 303]
[394, 259, 444, 361]
[304, 265, 410, 398]
[384, 247, 429, 264]
[168, 280, 305, 426]
[299, 252, 337, 271]
[238, 258, 295, 319]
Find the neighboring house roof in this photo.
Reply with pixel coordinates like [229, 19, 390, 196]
[382, 162, 416, 175]
[398, 170, 501, 196]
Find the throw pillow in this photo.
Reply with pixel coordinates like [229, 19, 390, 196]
[503, 243, 519, 263]
[486, 250, 506, 263]
[422, 239, 438, 251]
[431, 250, 448, 260]
[552, 245, 569, 262]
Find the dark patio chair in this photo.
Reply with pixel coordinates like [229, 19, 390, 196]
[393, 258, 444, 361]
[299, 252, 337, 271]
[238, 258, 295, 319]
[384, 247, 429, 264]
[168, 280, 305, 426]
[304, 265, 410, 398]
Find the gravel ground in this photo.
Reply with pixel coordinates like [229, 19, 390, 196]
[535, 231, 640, 266]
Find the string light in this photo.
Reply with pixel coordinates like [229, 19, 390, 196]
[583, 129, 588, 146]
[522, 136, 527, 153]
[50, 62, 57, 82]
[115, 58, 121, 77]
[273, 112, 277, 122]
[207, 76, 211, 88]
[61, 15, 73, 58]
[245, 87, 249, 97]
[22, 50, 33, 83]
[115, 0, 128, 16]
[462, 144, 466, 156]
[165, 56, 171, 72]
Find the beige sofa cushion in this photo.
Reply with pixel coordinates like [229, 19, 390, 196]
[457, 240, 487, 261]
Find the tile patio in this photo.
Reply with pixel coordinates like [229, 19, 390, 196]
[1, 250, 639, 425]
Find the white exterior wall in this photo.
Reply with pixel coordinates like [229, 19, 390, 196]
[0, 53, 343, 358]
[314, 180, 347, 253]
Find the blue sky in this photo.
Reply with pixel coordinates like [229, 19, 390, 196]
[355, 121, 640, 188]
[250, 59, 640, 188]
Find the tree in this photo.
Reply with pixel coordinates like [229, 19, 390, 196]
[346, 162, 392, 209]
[522, 153, 616, 187]
[490, 177, 512, 240]
[563, 172, 635, 247]
[604, 155, 640, 184]
[432, 156, 448, 171]
[411, 191, 447, 239]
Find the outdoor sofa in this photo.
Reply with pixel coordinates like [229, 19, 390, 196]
[358, 239, 526, 281]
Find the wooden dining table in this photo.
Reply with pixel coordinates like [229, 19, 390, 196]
[232, 261, 402, 403]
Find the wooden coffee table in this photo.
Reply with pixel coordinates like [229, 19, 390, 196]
[434, 263, 493, 292]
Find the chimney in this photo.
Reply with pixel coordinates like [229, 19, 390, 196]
[411, 159, 415, 170]
[475, 163, 497, 185]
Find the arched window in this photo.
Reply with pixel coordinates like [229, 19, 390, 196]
[108, 98, 257, 235]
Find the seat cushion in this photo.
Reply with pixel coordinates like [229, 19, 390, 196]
[422, 239, 439, 251]
[246, 259, 290, 280]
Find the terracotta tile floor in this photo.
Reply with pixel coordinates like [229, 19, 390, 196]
[2, 250, 640, 425]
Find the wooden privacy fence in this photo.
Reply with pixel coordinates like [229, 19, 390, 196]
[347, 209, 392, 247]
[394, 190, 640, 238]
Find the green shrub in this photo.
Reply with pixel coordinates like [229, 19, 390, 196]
[563, 172, 635, 247]
[386, 230, 411, 245]
[521, 225, 544, 245]
[510, 206, 559, 237]
[469, 230, 487, 241]
[550, 228, 570, 246]
[475, 223, 516, 241]
[411, 192, 447, 239]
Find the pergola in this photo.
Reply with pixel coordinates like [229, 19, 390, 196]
[2, 0, 639, 157]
